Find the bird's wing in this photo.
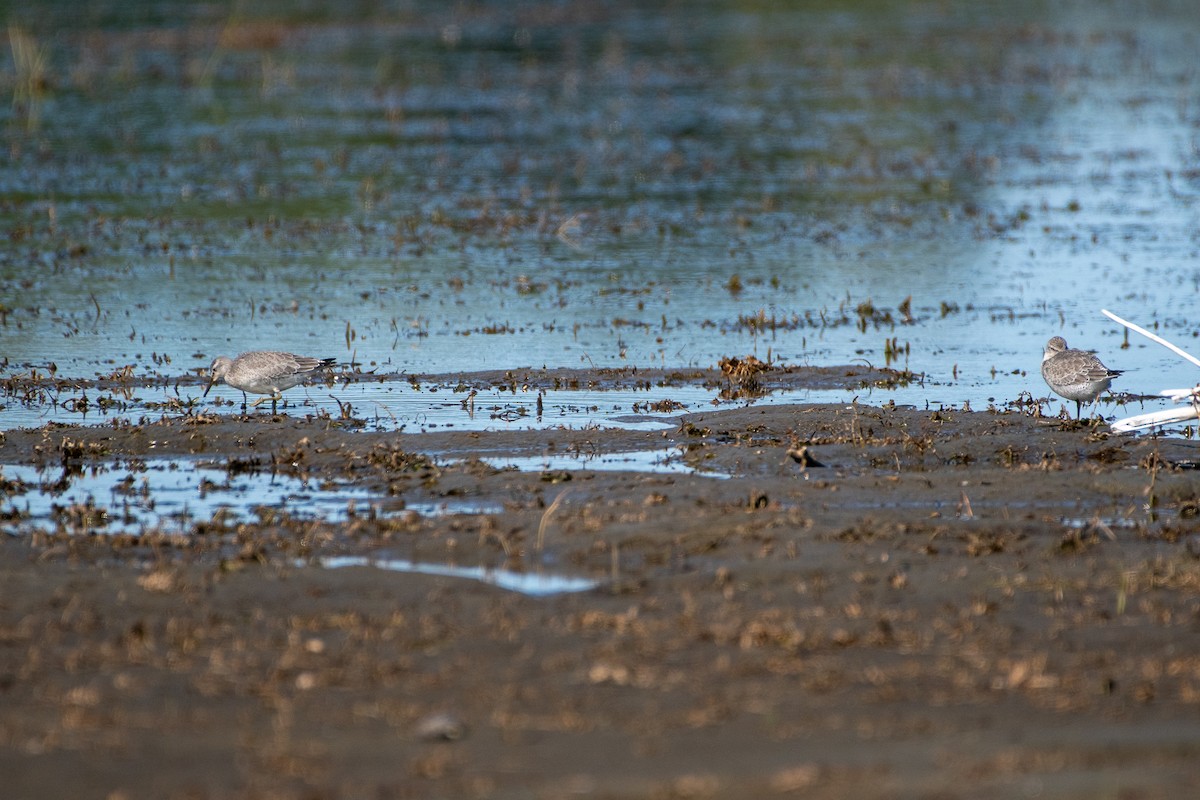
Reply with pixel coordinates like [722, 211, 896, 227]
[288, 355, 330, 374]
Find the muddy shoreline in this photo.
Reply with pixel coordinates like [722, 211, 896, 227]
[6, 0, 1200, 794]
[3, 368, 1200, 798]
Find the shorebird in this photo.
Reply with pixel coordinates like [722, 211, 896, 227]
[1041, 336, 1123, 419]
[203, 351, 336, 414]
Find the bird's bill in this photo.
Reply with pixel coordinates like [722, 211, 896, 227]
[203, 379, 216, 397]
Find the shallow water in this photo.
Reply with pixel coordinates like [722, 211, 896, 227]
[0, 442, 733, 535]
[2, 368, 985, 436]
[0, 380, 820, 431]
[0, 458, 413, 534]
[3, 0, 1199, 430]
[480, 447, 730, 478]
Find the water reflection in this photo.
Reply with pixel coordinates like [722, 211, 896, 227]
[2, 381, 815, 431]
[479, 447, 730, 479]
[1, 2, 1198, 422]
[0, 459, 377, 534]
[313, 555, 598, 596]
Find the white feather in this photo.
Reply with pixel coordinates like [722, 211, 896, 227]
[1101, 308, 1200, 369]
[1112, 405, 1200, 432]
[1101, 309, 1200, 432]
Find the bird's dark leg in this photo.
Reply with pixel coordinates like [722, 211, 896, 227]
[241, 392, 248, 412]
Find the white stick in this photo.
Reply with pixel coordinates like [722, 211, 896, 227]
[1101, 308, 1200, 370]
[1112, 404, 1200, 432]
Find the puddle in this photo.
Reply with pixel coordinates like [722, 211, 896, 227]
[312, 555, 599, 596]
[479, 447, 730, 479]
[399, 500, 505, 517]
[0, 444, 727, 536]
[0, 459, 378, 534]
[1060, 517, 1141, 531]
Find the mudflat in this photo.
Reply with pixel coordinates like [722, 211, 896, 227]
[2, 369, 1199, 799]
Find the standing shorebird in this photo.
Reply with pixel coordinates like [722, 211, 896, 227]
[1041, 336, 1122, 419]
[203, 351, 336, 414]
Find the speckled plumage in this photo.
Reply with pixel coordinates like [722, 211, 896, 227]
[204, 351, 335, 413]
[1041, 336, 1122, 419]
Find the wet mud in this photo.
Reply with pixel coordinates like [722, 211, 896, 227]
[3, 369, 1200, 798]
[5, 0, 1200, 796]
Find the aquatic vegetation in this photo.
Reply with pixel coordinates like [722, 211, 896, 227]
[365, 443, 436, 473]
[8, 25, 48, 131]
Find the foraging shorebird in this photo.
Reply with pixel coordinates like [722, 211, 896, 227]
[1041, 336, 1123, 419]
[203, 351, 336, 414]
